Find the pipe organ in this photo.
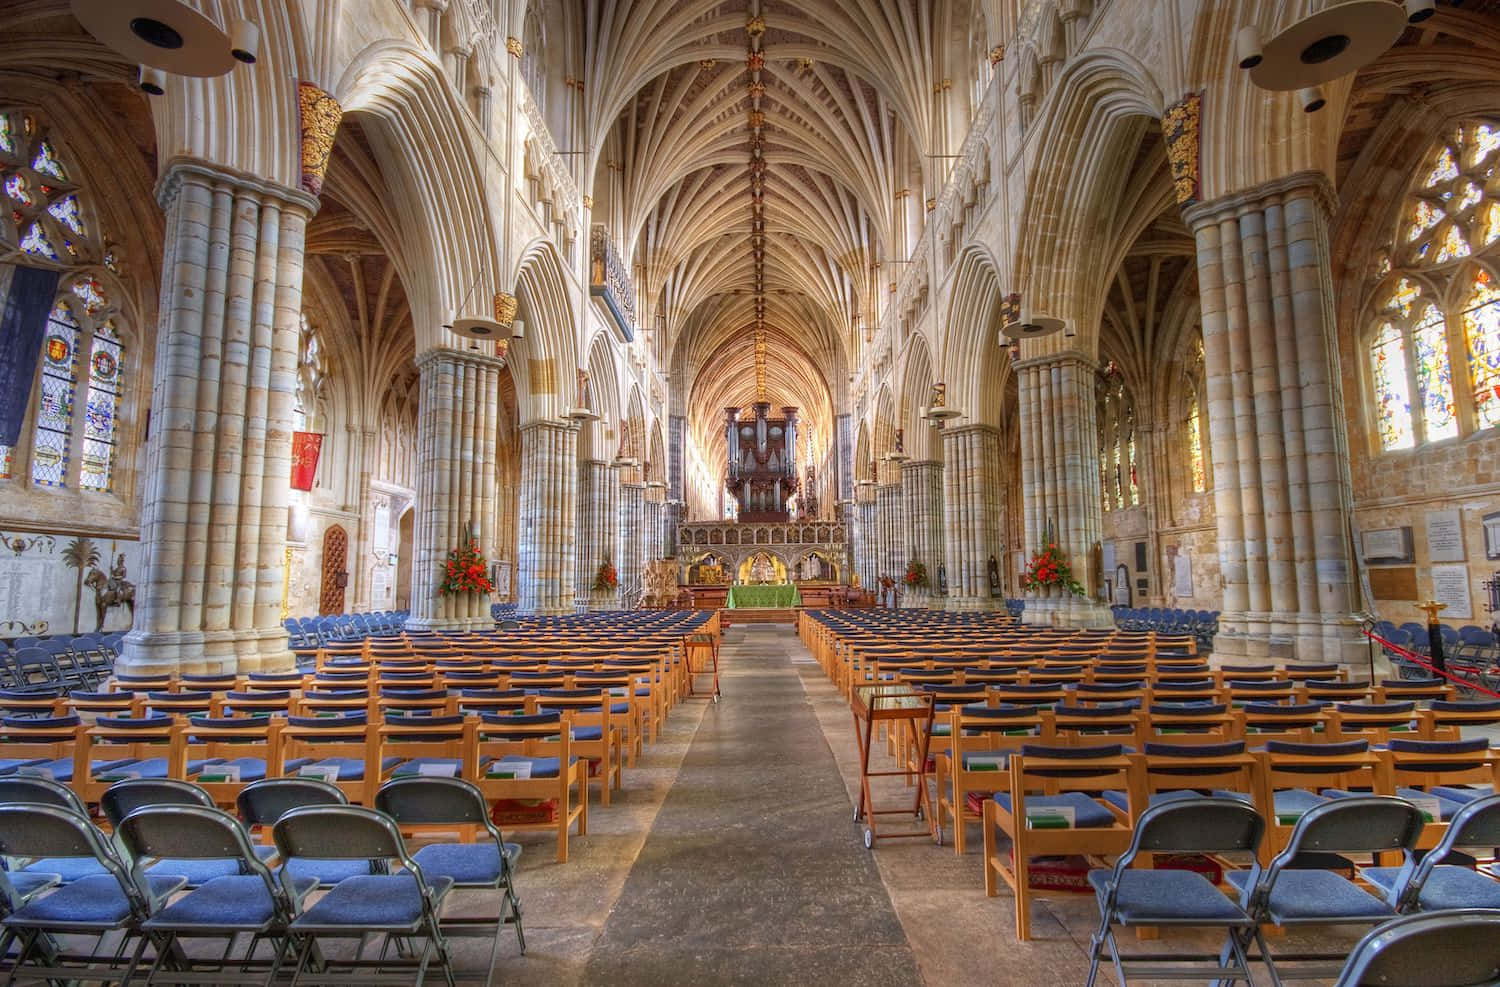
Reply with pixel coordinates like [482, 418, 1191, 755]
[725, 401, 799, 521]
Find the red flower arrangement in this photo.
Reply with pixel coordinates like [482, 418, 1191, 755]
[593, 559, 618, 592]
[902, 560, 929, 588]
[439, 539, 494, 595]
[1021, 542, 1085, 596]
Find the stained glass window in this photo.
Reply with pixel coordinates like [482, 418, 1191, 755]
[81, 320, 122, 491]
[1466, 268, 1500, 430]
[0, 112, 127, 492]
[1187, 396, 1206, 493]
[1372, 320, 1415, 451]
[1413, 303, 1458, 440]
[31, 302, 80, 487]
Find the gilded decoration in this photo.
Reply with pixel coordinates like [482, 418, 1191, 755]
[493, 290, 517, 328]
[505, 36, 523, 57]
[296, 82, 342, 196]
[1162, 90, 1203, 206]
[989, 44, 1005, 64]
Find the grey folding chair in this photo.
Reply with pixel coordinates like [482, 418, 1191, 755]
[117, 804, 314, 986]
[1332, 909, 1500, 986]
[1230, 796, 1425, 986]
[377, 776, 525, 982]
[0, 775, 110, 885]
[237, 776, 378, 888]
[104, 777, 277, 888]
[0, 802, 184, 984]
[1363, 793, 1500, 912]
[1085, 797, 1266, 986]
[273, 804, 456, 986]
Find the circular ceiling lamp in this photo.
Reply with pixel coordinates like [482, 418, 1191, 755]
[999, 310, 1065, 341]
[71, 0, 249, 76]
[445, 292, 517, 342]
[1236, 0, 1424, 111]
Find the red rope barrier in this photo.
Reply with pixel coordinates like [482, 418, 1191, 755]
[1364, 629, 1500, 700]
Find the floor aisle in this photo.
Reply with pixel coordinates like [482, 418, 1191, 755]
[580, 623, 923, 984]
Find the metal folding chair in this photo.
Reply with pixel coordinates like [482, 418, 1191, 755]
[273, 804, 456, 986]
[1331, 909, 1500, 987]
[377, 775, 526, 983]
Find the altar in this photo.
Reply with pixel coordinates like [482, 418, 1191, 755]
[726, 583, 802, 608]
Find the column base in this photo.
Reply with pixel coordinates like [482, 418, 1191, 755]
[120, 627, 295, 676]
[1022, 595, 1117, 629]
[1212, 611, 1372, 666]
[945, 596, 1000, 612]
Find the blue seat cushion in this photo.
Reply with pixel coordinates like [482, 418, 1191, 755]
[1088, 868, 1249, 923]
[1101, 789, 1227, 813]
[0, 759, 46, 775]
[572, 726, 603, 742]
[303, 756, 402, 781]
[6, 871, 59, 900]
[147, 846, 275, 887]
[199, 757, 270, 783]
[1365, 865, 1500, 910]
[21, 858, 109, 883]
[37, 757, 136, 783]
[390, 757, 463, 778]
[4, 873, 185, 927]
[492, 755, 571, 779]
[991, 791, 1115, 828]
[144, 874, 317, 930]
[278, 856, 378, 888]
[1224, 869, 1392, 922]
[1320, 788, 1462, 821]
[292, 874, 454, 932]
[410, 842, 522, 886]
[1433, 785, 1495, 804]
[1268, 788, 1327, 821]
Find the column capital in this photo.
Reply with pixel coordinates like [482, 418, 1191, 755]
[414, 345, 508, 374]
[940, 423, 1000, 441]
[1181, 169, 1336, 232]
[155, 156, 320, 215]
[1012, 349, 1098, 374]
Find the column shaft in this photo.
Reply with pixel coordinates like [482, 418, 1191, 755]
[942, 425, 1002, 610]
[517, 420, 579, 614]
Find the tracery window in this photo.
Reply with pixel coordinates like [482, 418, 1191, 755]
[0, 111, 128, 491]
[1369, 120, 1500, 451]
[1097, 377, 1139, 511]
[1187, 394, 1206, 493]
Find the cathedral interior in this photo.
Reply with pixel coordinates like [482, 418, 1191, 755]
[3, 0, 1500, 984]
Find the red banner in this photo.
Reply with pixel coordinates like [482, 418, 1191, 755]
[291, 431, 323, 491]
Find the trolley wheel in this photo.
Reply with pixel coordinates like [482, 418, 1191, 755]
[934, 826, 943, 847]
[863, 828, 874, 849]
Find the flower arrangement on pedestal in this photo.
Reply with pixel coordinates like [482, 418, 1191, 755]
[593, 558, 618, 593]
[903, 560, 929, 589]
[439, 539, 494, 595]
[1021, 542, 1085, 597]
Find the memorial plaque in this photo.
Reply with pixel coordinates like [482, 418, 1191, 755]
[1362, 527, 1414, 564]
[1369, 567, 1419, 601]
[1430, 564, 1473, 620]
[1426, 509, 1466, 563]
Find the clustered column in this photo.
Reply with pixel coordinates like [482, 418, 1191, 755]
[617, 480, 646, 605]
[875, 476, 906, 595]
[855, 489, 878, 591]
[576, 459, 620, 609]
[942, 424, 1003, 610]
[643, 487, 665, 561]
[1017, 351, 1113, 627]
[1184, 173, 1362, 663]
[122, 163, 317, 675]
[406, 348, 502, 631]
[901, 459, 944, 607]
[517, 420, 579, 614]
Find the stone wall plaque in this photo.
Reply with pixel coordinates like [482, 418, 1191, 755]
[1484, 511, 1500, 560]
[1369, 566, 1419, 601]
[1426, 509, 1466, 562]
[1430, 563, 1473, 619]
[1173, 552, 1193, 598]
[1362, 527, 1413, 564]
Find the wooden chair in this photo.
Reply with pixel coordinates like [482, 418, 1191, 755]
[469, 711, 587, 863]
[983, 744, 1142, 939]
[935, 704, 1046, 854]
[533, 687, 623, 806]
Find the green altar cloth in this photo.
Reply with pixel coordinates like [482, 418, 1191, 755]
[726, 583, 802, 608]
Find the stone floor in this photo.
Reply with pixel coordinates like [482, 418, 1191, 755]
[483, 624, 1361, 986]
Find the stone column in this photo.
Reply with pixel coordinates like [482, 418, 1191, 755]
[517, 420, 579, 614]
[875, 481, 905, 597]
[856, 488, 878, 591]
[1017, 352, 1113, 627]
[942, 424, 1003, 610]
[901, 459, 944, 608]
[350, 427, 378, 611]
[406, 349, 501, 631]
[121, 162, 317, 676]
[618, 481, 646, 606]
[1184, 172, 1362, 663]
[576, 459, 620, 609]
[643, 486, 665, 561]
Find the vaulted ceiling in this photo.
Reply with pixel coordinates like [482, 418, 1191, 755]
[552, 0, 992, 495]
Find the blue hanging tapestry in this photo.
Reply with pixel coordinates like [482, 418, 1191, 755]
[0, 263, 61, 446]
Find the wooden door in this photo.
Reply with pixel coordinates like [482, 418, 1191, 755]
[319, 525, 348, 615]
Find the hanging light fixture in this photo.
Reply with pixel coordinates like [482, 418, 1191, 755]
[71, 0, 252, 77]
[1233, 0, 1416, 112]
[998, 291, 1065, 341]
